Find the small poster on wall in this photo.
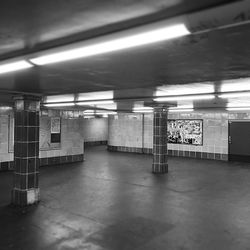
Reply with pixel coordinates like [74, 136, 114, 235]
[167, 119, 203, 145]
[51, 117, 61, 143]
[51, 117, 61, 133]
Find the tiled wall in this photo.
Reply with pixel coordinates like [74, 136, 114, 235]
[0, 115, 13, 163]
[108, 111, 236, 161]
[82, 118, 108, 143]
[108, 114, 143, 148]
[0, 110, 84, 171]
[39, 117, 84, 159]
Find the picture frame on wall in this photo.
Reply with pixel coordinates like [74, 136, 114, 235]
[167, 119, 203, 146]
[50, 117, 61, 143]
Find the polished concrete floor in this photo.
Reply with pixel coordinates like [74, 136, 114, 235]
[1, 146, 250, 250]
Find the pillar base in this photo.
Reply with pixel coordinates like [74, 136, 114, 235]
[152, 163, 168, 174]
[11, 188, 40, 206]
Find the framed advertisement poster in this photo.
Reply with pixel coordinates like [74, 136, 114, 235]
[51, 117, 61, 133]
[167, 119, 203, 145]
[51, 117, 61, 143]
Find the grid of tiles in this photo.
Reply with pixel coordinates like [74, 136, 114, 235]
[0, 154, 84, 172]
[12, 98, 40, 206]
[84, 141, 107, 147]
[152, 108, 168, 173]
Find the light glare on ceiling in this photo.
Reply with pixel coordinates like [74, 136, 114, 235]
[169, 105, 193, 109]
[77, 100, 114, 105]
[226, 107, 250, 111]
[219, 92, 250, 98]
[154, 94, 214, 102]
[168, 108, 194, 112]
[29, 24, 190, 65]
[0, 60, 33, 74]
[44, 103, 75, 107]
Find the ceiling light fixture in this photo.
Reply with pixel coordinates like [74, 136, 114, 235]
[0, 60, 33, 74]
[226, 102, 250, 108]
[133, 107, 153, 110]
[168, 108, 194, 113]
[95, 111, 117, 115]
[77, 100, 114, 105]
[133, 107, 153, 113]
[29, 23, 190, 65]
[45, 94, 75, 103]
[133, 110, 153, 113]
[44, 103, 75, 107]
[219, 92, 250, 98]
[169, 105, 193, 110]
[84, 115, 95, 119]
[226, 107, 250, 111]
[154, 94, 214, 102]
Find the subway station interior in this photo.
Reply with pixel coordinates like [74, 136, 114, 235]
[1, 0, 250, 249]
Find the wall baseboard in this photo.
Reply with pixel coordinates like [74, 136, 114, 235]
[0, 154, 84, 172]
[84, 141, 107, 147]
[107, 145, 228, 161]
[40, 154, 84, 166]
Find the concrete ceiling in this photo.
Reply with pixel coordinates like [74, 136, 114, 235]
[0, 0, 249, 109]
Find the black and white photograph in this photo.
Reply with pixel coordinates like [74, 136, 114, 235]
[0, 1, 250, 249]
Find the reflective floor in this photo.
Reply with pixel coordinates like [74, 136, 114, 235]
[1, 146, 250, 250]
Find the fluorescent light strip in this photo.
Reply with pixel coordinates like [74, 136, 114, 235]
[0, 60, 33, 74]
[77, 100, 114, 105]
[154, 94, 214, 102]
[46, 94, 74, 103]
[84, 111, 117, 115]
[169, 108, 194, 113]
[84, 115, 95, 119]
[133, 110, 153, 113]
[169, 105, 193, 110]
[226, 107, 250, 111]
[133, 107, 153, 110]
[227, 102, 250, 108]
[95, 112, 117, 115]
[0, 106, 12, 110]
[219, 92, 250, 98]
[30, 24, 190, 65]
[44, 103, 75, 107]
[133, 107, 153, 113]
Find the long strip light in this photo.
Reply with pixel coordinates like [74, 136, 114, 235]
[169, 108, 194, 113]
[0, 60, 33, 74]
[169, 105, 193, 110]
[44, 103, 75, 107]
[219, 92, 250, 98]
[96, 111, 117, 115]
[227, 102, 250, 108]
[133, 107, 153, 113]
[77, 100, 114, 105]
[29, 24, 190, 65]
[133, 110, 153, 113]
[226, 107, 250, 111]
[154, 94, 214, 102]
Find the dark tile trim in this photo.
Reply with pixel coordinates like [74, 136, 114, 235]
[107, 145, 228, 161]
[84, 141, 107, 147]
[39, 154, 84, 166]
[107, 145, 146, 154]
[0, 161, 14, 171]
[0, 154, 84, 171]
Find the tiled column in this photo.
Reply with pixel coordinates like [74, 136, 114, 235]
[152, 107, 168, 174]
[11, 95, 40, 206]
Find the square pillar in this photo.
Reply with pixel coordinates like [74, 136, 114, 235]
[11, 95, 40, 206]
[152, 107, 168, 174]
